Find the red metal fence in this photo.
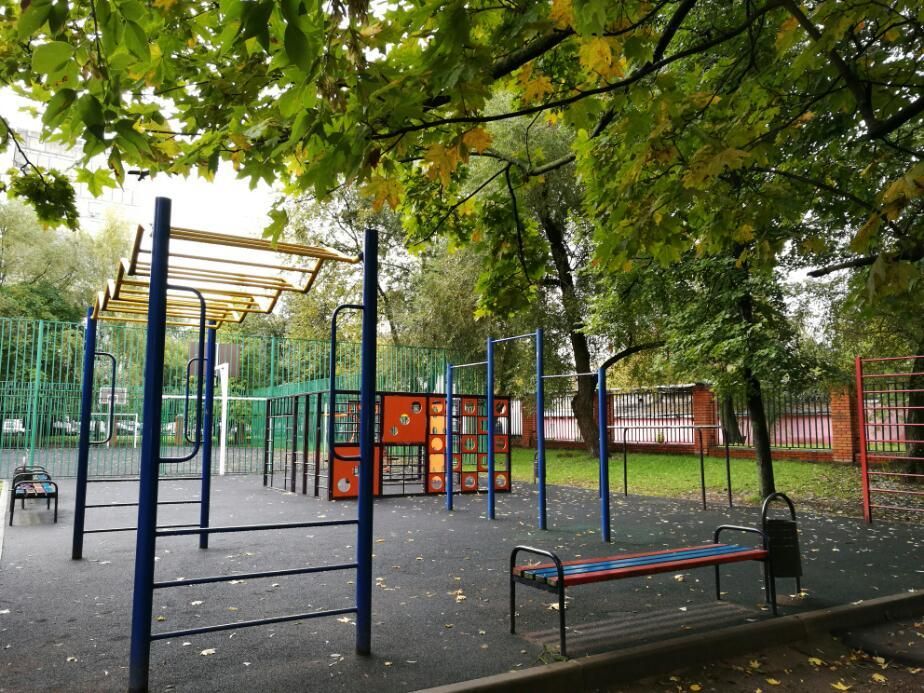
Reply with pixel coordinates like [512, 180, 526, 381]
[856, 355, 924, 522]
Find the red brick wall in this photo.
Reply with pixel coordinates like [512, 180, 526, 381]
[830, 386, 859, 463]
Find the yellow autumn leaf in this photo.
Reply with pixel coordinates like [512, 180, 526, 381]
[831, 682, 852, 691]
[520, 73, 554, 104]
[775, 16, 800, 53]
[461, 128, 492, 154]
[808, 657, 825, 667]
[766, 678, 780, 686]
[153, 0, 179, 10]
[871, 672, 887, 683]
[578, 37, 626, 80]
[748, 659, 761, 669]
[550, 0, 573, 29]
[690, 685, 702, 692]
[734, 224, 755, 242]
[424, 143, 461, 187]
[361, 175, 403, 211]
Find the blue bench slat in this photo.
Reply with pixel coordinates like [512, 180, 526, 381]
[522, 544, 752, 579]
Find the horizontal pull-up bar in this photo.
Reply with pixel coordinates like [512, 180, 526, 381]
[607, 424, 725, 430]
[542, 371, 598, 379]
[84, 522, 200, 535]
[153, 562, 357, 589]
[451, 360, 487, 369]
[156, 518, 358, 538]
[150, 606, 359, 641]
[492, 333, 535, 344]
[84, 500, 201, 508]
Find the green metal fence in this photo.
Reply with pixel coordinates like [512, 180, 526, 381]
[0, 316, 450, 478]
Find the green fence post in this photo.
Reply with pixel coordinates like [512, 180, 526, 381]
[269, 335, 277, 395]
[27, 319, 45, 467]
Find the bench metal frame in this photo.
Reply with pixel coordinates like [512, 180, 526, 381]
[510, 526, 775, 658]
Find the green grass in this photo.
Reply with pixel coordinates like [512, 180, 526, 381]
[510, 447, 862, 512]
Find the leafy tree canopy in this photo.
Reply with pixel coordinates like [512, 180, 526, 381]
[0, 0, 919, 297]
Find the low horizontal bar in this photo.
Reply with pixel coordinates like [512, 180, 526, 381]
[865, 422, 924, 427]
[608, 424, 722, 430]
[87, 476, 201, 483]
[867, 456, 924, 464]
[85, 522, 200, 534]
[150, 606, 359, 641]
[542, 372, 596, 379]
[863, 371, 924, 379]
[869, 487, 924, 497]
[868, 470, 924, 478]
[863, 388, 924, 394]
[869, 503, 924, 513]
[153, 562, 358, 589]
[84, 500, 201, 508]
[451, 361, 487, 369]
[156, 518, 358, 537]
[861, 355, 924, 363]
[492, 333, 535, 344]
[867, 405, 924, 411]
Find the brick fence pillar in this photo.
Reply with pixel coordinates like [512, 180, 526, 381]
[830, 386, 859, 463]
[691, 384, 717, 451]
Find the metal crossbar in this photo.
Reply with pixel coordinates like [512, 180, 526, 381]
[156, 518, 358, 538]
[153, 562, 358, 589]
[150, 607, 359, 641]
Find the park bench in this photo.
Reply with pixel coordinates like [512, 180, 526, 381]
[9, 466, 59, 525]
[510, 493, 801, 657]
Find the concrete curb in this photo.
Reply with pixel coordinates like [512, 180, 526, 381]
[417, 591, 924, 693]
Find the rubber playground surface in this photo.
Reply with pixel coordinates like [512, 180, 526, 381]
[0, 477, 921, 692]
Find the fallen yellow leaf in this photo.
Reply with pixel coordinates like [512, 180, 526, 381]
[831, 682, 852, 691]
[871, 673, 887, 683]
[766, 678, 780, 686]
[809, 657, 825, 666]
[749, 660, 761, 669]
[690, 685, 702, 692]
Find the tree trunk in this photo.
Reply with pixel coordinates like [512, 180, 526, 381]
[737, 287, 776, 498]
[905, 346, 924, 474]
[537, 208, 598, 455]
[719, 394, 745, 444]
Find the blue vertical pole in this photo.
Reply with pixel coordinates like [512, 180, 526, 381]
[71, 308, 97, 560]
[535, 329, 546, 530]
[486, 337, 495, 520]
[598, 367, 610, 543]
[199, 325, 216, 549]
[355, 227, 377, 656]
[445, 363, 454, 511]
[128, 197, 171, 693]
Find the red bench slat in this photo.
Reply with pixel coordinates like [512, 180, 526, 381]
[512, 544, 721, 577]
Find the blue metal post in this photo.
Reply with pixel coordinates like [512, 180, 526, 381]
[445, 363, 454, 511]
[598, 367, 611, 543]
[71, 308, 97, 560]
[199, 325, 216, 549]
[355, 228, 377, 656]
[128, 197, 171, 692]
[535, 328, 546, 530]
[486, 337, 496, 520]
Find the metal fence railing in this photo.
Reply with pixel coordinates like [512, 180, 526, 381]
[716, 389, 831, 450]
[610, 385, 694, 445]
[0, 316, 449, 477]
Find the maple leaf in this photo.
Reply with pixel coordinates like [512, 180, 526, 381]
[549, 0, 573, 29]
[461, 128, 492, 154]
[579, 37, 626, 80]
[871, 673, 887, 683]
[521, 74, 554, 104]
[424, 143, 461, 187]
[361, 175, 403, 211]
[831, 682, 852, 691]
[153, 0, 179, 10]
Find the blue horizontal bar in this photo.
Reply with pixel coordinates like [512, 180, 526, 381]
[156, 518, 358, 537]
[150, 606, 358, 640]
[525, 544, 753, 579]
[153, 562, 358, 589]
[87, 476, 201, 483]
[84, 522, 200, 535]
[84, 500, 200, 508]
[492, 333, 535, 344]
[451, 361, 487, 369]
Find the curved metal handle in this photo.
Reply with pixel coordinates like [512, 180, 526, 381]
[714, 524, 767, 549]
[183, 357, 203, 444]
[160, 285, 206, 463]
[91, 351, 117, 446]
[761, 492, 797, 524]
[327, 303, 364, 474]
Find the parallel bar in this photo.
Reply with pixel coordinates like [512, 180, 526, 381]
[87, 476, 201, 483]
[355, 227, 378, 656]
[71, 308, 97, 560]
[862, 371, 924, 378]
[200, 325, 216, 549]
[868, 469, 924, 476]
[869, 486, 924, 496]
[486, 336, 496, 520]
[129, 196, 171, 693]
[157, 519, 358, 537]
[541, 371, 596, 379]
[451, 360, 487, 369]
[153, 562, 358, 589]
[860, 355, 924, 362]
[84, 501, 200, 508]
[535, 328, 546, 531]
[869, 503, 924, 513]
[85, 522, 200, 535]
[492, 333, 535, 344]
[597, 367, 610, 542]
[150, 607, 359, 641]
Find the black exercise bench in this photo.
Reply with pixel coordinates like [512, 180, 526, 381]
[510, 493, 801, 657]
[9, 466, 59, 525]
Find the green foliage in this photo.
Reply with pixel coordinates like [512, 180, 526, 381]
[7, 168, 79, 229]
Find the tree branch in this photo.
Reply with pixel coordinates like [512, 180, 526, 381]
[504, 165, 534, 286]
[600, 341, 665, 371]
[808, 247, 924, 277]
